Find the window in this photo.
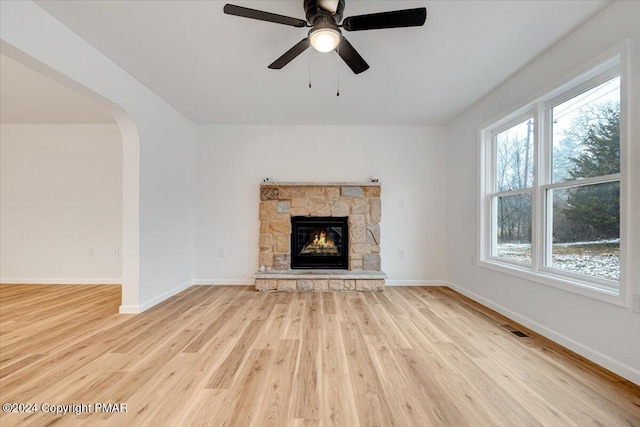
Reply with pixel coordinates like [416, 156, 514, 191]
[480, 54, 625, 302]
[491, 117, 535, 265]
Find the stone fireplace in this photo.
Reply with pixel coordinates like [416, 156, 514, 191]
[254, 182, 386, 291]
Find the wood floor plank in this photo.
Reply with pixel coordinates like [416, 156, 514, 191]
[347, 295, 382, 336]
[364, 334, 434, 426]
[282, 299, 306, 340]
[115, 352, 206, 425]
[206, 320, 266, 389]
[472, 356, 581, 426]
[222, 348, 274, 426]
[250, 339, 299, 427]
[180, 388, 228, 426]
[95, 329, 201, 414]
[392, 347, 472, 426]
[0, 353, 44, 380]
[182, 300, 246, 353]
[366, 302, 412, 349]
[392, 314, 457, 374]
[291, 324, 321, 419]
[489, 329, 640, 425]
[321, 314, 349, 376]
[340, 317, 396, 426]
[1, 284, 638, 426]
[435, 373, 516, 427]
[434, 342, 543, 426]
[322, 373, 360, 427]
[253, 303, 291, 350]
[321, 292, 336, 315]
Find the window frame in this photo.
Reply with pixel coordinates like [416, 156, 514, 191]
[486, 111, 537, 268]
[478, 47, 628, 307]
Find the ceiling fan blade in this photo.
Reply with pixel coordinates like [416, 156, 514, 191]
[342, 7, 427, 31]
[268, 38, 311, 69]
[337, 37, 369, 74]
[223, 4, 307, 28]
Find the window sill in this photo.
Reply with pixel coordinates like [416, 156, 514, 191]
[478, 259, 626, 307]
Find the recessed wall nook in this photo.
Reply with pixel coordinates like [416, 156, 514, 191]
[254, 182, 386, 291]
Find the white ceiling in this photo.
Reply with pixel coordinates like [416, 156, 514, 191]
[32, 0, 609, 126]
[0, 54, 115, 124]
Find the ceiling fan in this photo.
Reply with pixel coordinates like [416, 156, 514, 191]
[223, 0, 427, 74]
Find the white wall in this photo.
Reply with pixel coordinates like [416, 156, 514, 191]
[446, 1, 640, 384]
[196, 125, 448, 285]
[0, 124, 122, 283]
[0, 1, 198, 312]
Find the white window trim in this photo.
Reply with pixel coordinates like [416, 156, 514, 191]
[477, 44, 629, 307]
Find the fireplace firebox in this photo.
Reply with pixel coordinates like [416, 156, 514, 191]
[291, 216, 348, 269]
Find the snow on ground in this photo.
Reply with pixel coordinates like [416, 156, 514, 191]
[550, 253, 619, 281]
[496, 244, 531, 264]
[496, 240, 619, 281]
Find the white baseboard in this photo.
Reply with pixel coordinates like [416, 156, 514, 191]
[118, 279, 195, 314]
[118, 305, 140, 314]
[385, 280, 447, 286]
[0, 278, 121, 285]
[194, 279, 254, 286]
[446, 281, 640, 386]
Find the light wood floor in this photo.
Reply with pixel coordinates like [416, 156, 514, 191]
[1, 284, 639, 426]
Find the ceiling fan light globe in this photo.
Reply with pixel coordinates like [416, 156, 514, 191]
[310, 28, 340, 53]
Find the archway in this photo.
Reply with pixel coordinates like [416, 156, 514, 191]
[1, 42, 140, 312]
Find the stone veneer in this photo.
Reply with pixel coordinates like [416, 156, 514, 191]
[254, 271, 386, 292]
[256, 182, 385, 292]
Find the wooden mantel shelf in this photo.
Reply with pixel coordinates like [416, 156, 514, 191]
[260, 181, 381, 187]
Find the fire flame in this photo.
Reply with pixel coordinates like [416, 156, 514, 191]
[312, 231, 335, 248]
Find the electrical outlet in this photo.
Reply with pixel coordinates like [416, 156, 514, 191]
[113, 248, 120, 257]
[88, 248, 94, 256]
[633, 293, 640, 314]
[218, 249, 225, 258]
[398, 249, 405, 258]
[397, 200, 405, 209]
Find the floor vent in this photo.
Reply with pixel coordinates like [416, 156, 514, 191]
[498, 324, 530, 338]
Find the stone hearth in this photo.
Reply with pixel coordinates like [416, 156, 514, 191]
[255, 182, 386, 291]
[254, 270, 386, 292]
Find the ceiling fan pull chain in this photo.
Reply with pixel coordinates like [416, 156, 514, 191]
[308, 49, 312, 89]
[336, 43, 340, 96]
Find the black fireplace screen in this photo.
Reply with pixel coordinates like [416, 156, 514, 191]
[291, 216, 348, 269]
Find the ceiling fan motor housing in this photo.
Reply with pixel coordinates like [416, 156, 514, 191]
[309, 16, 341, 36]
[304, 0, 345, 25]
